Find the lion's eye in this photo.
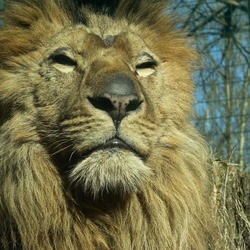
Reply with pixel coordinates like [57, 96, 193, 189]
[136, 52, 157, 77]
[52, 54, 76, 66]
[49, 49, 77, 73]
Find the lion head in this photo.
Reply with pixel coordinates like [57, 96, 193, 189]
[0, 0, 215, 249]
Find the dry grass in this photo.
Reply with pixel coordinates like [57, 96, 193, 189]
[212, 160, 250, 249]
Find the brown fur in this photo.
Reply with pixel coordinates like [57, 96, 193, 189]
[0, 0, 216, 249]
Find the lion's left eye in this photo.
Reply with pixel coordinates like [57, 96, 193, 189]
[51, 54, 77, 66]
[136, 52, 157, 77]
[49, 48, 77, 73]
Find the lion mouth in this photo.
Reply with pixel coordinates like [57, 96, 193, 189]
[81, 137, 136, 158]
[95, 138, 131, 151]
[52, 137, 140, 171]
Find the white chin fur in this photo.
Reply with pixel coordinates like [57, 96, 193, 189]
[69, 149, 152, 199]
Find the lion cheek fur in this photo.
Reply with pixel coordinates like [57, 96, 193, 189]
[69, 149, 152, 199]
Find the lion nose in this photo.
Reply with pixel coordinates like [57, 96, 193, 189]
[88, 73, 142, 127]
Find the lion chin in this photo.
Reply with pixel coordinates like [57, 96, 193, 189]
[70, 147, 152, 199]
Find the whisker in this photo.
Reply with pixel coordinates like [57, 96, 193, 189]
[52, 144, 74, 156]
[51, 139, 72, 150]
[69, 149, 78, 163]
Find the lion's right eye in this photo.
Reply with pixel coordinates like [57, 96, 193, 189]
[49, 50, 77, 73]
[136, 52, 157, 77]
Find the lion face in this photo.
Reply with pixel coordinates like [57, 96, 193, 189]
[0, 6, 194, 201]
[36, 25, 162, 199]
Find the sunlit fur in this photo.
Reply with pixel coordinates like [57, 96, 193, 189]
[0, 0, 216, 249]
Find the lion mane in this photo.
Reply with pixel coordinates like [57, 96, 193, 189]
[0, 0, 216, 249]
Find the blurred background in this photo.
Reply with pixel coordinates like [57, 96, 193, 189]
[169, 0, 250, 171]
[0, 0, 249, 170]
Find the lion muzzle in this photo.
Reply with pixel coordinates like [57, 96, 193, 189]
[88, 73, 142, 128]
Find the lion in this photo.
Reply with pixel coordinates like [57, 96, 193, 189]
[0, 0, 216, 249]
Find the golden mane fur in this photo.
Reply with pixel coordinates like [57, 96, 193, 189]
[0, 0, 216, 249]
